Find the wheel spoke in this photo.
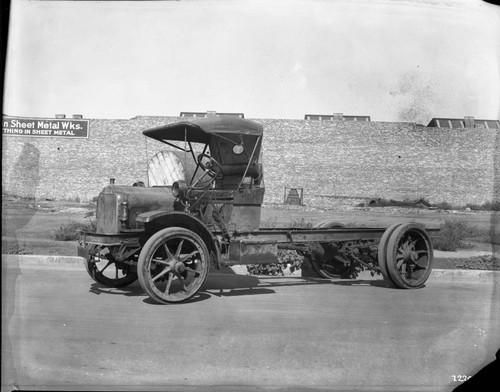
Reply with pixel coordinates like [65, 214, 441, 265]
[173, 272, 188, 291]
[152, 266, 172, 282]
[179, 251, 199, 262]
[175, 240, 185, 258]
[175, 272, 187, 291]
[152, 257, 170, 265]
[165, 273, 173, 294]
[413, 255, 428, 269]
[396, 257, 405, 269]
[407, 240, 416, 251]
[100, 261, 113, 273]
[163, 243, 174, 260]
[184, 267, 199, 274]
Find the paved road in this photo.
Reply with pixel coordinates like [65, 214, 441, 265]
[2, 259, 499, 391]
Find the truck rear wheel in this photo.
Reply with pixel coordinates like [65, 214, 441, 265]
[385, 223, 434, 289]
[137, 227, 210, 304]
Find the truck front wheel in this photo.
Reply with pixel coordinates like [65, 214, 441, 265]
[137, 227, 210, 304]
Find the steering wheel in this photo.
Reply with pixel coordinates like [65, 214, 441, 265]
[196, 153, 224, 180]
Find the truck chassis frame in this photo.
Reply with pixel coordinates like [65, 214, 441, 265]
[80, 221, 438, 304]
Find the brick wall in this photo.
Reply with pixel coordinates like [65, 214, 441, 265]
[2, 115, 499, 207]
[260, 119, 499, 207]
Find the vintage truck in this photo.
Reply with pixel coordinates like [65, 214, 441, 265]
[78, 116, 438, 304]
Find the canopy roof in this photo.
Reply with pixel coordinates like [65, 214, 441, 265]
[143, 116, 263, 144]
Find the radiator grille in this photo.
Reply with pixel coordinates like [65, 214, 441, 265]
[96, 193, 118, 234]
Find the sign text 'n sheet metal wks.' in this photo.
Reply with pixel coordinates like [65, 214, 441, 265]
[2, 117, 89, 138]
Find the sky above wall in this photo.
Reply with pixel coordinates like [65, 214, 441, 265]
[3, 0, 500, 124]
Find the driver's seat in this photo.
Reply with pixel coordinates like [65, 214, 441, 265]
[215, 163, 262, 189]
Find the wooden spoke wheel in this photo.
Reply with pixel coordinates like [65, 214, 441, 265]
[137, 227, 210, 304]
[385, 223, 434, 289]
[85, 253, 138, 288]
[308, 221, 355, 279]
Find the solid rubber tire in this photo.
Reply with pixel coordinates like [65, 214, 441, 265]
[377, 223, 402, 288]
[385, 223, 433, 289]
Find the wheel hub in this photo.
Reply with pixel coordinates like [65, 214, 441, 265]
[402, 248, 418, 262]
[173, 261, 186, 274]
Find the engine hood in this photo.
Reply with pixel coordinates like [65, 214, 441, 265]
[96, 185, 176, 234]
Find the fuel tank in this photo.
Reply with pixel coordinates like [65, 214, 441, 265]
[96, 185, 176, 234]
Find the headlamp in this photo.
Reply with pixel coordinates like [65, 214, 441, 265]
[172, 180, 188, 198]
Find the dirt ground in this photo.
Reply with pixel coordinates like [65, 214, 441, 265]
[2, 195, 498, 269]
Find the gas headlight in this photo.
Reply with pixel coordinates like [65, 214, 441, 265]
[172, 180, 188, 198]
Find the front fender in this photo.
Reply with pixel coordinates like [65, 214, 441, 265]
[136, 211, 221, 268]
[136, 209, 172, 224]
